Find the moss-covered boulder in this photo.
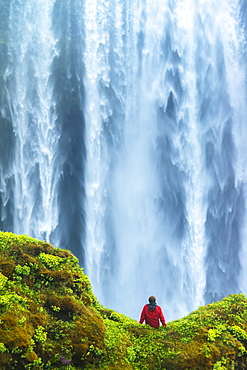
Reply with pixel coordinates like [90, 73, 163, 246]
[0, 232, 106, 369]
[0, 231, 247, 369]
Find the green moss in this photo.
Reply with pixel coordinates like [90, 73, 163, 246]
[37, 252, 66, 269]
[0, 231, 247, 369]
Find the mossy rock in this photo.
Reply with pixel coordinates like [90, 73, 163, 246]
[0, 231, 106, 369]
[0, 231, 247, 369]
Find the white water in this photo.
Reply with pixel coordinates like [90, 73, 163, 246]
[83, 0, 247, 320]
[3, 0, 59, 240]
[1, 0, 247, 321]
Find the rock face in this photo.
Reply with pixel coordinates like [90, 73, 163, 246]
[0, 231, 247, 370]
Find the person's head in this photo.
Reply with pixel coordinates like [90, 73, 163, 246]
[148, 296, 156, 304]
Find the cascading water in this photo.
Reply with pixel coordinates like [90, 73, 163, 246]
[2, 0, 59, 240]
[83, 0, 247, 320]
[0, 0, 246, 321]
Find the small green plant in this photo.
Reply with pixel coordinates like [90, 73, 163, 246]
[203, 344, 211, 358]
[14, 264, 30, 276]
[86, 344, 103, 357]
[237, 345, 247, 357]
[51, 305, 60, 312]
[126, 346, 136, 362]
[0, 292, 26, 309]
[213, 356, 234, 369]
[33, 326, 47, 343]
[24, 357, 43, 370]
[0, 273, 8, 290]
[18, 317, 26, 325]
[0, 342, 7, 354]
[37, 252, 64, 269]
[207, 328, 217, 342]
[230, 325, 247, 341]
[11, 347, 22, 354]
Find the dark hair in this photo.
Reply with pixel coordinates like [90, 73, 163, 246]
[148, 296, 156, 303]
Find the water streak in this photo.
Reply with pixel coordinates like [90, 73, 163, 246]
[3, 0, 59, 240]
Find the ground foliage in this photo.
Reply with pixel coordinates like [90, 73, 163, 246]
[0, 231, 246, 369]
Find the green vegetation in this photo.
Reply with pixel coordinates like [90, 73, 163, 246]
[0, 231, 246, 369]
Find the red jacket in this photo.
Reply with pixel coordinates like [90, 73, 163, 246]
[139, 304, 166, 328]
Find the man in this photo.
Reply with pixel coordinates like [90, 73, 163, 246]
[139, 296, 166, 328]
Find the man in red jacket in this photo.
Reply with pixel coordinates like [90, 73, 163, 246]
[139, 296, 166, 328]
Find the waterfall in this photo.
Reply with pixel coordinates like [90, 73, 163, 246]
[0, 0, 246, 321]
[83, 0, 247, 320]
[2, 0, 59, 240]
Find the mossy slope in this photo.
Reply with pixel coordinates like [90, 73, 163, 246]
[0, 231, 246, 369]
